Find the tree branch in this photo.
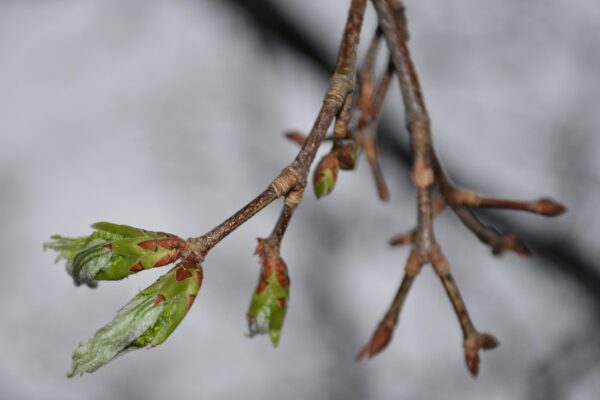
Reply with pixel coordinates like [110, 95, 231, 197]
[187, 0, 368, 260]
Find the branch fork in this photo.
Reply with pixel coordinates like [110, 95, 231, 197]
[47, 0, 566, 377]
[357, 0, 565, 377]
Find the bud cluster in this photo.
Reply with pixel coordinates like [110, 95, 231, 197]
[46, 222, 204, 376]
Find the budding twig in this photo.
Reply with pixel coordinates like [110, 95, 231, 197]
[187, 0, 368, 260]
[361, 0, 565, 377]
[49, 0, 568, 378]
[356, 251, 422, 361]
[452, 206, 530, 256]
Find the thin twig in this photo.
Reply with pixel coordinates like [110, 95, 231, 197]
[266, 188, 304, 252]
[356, 251, 423, 361]
[187, 0, 367, 260]
[352, 29, 393, 200]
[372, 58, 395, 115]
[452, 206, 530, 256]
[430, 246, 499, 376]
[365, 0, 494, 377]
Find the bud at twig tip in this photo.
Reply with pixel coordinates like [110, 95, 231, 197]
[356, 322, 394, 362]
[534, 197, 567, 216]
[479, 333, 499, 350]
[465, 349, 480, 377]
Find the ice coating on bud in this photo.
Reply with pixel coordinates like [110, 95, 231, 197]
[313, 154, 339, 198]
[44, 222, 186, 287]
[247, 239, 290, 347]
[337, 142, 359, 170]
[68, 261, 203, 377]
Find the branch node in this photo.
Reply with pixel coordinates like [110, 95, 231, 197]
[412, 159, 434, 189]
[325, 74, 353, 107]
[284, 187, 304, 209]
[271, 166, 303, 198]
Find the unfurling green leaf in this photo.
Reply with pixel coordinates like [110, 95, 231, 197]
[313, 154, 339, 198]
[44, 222, 186, 287]
[68, 260, 203, 377]
[247, 239, 290, 347]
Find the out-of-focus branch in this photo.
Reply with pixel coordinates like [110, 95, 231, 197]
[358, 0, 565, 377]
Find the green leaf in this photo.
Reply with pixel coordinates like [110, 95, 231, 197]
[68, 262, 203, 377]
[91, 222, 149, 239]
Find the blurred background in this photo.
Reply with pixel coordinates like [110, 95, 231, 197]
[1, 0, 599, 399]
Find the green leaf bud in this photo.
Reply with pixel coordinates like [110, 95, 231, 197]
[68, 260, 203, 377]
[247, 239, 290, 347]
[44, 222, 186, 287]
[313, 154, 339, 199]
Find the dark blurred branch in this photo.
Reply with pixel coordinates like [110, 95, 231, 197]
[218, 0, 334, 73]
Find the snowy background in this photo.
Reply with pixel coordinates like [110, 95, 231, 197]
[1, 0, 599, 399]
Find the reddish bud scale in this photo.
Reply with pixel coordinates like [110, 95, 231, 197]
[194, 265, 203, 287]
[138, 237, 186, 251]
[154, 294, 166, 305]
[138, 237, 187, 266]
[256, 258, 287, 294]
[479, 333, 499, 350]
[137, 241, 158, 251]
[254, 238, 289, 295]
[187, 294, 197, 309]
[318, 154, 339, 181]
[465, 349, 480, 376]
[263, 258, 289, 287]
[254, 238, 265, 255]
[463, 332, 498, 377]
[356, 322, 394, 362]
[129, 263, 143, 272]
[534, 197, 567, 216]
[337, 143, 359, 170]
[179, 257, 204, 287]
[256, 280, 268, 295]
[175, 267, 193, 282]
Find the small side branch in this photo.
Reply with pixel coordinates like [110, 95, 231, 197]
[360, 0, 565, 377]
[266, 187, 304, 252]
[356, 251, 423, 361]
[430, 246, 499, 376]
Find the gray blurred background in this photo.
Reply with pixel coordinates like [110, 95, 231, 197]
[1, 0, 599, 399]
